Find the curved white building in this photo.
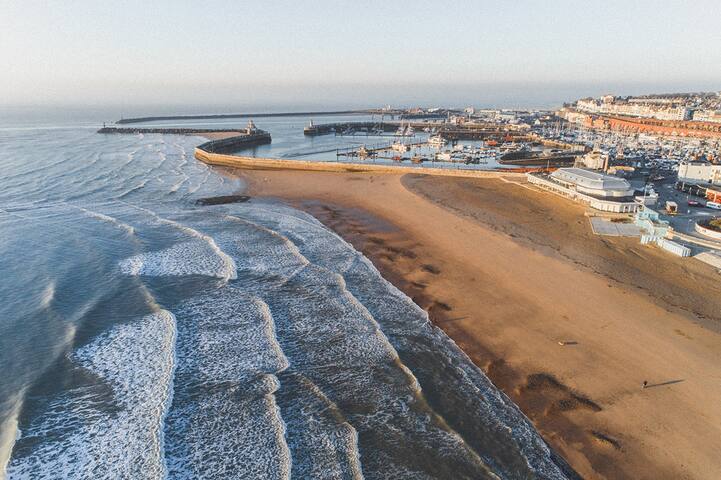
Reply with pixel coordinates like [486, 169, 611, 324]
[550, 168, 635, 198]
[528, 168, 639, 213]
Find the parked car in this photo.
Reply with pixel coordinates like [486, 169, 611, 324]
[687, 200, 701, 207]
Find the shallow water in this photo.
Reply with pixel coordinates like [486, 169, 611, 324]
[0, 115, 570, 479]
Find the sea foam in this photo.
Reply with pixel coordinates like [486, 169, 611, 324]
[6, 310, 176, 480]
[119, 240, 236, 280]
[164, 292, 292, 478]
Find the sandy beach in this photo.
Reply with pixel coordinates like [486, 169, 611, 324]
[233, 167, 721, 480]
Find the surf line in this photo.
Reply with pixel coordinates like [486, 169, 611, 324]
[121, 202, 237, 282]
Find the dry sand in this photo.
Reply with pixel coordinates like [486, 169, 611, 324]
[230, 167, 721, 480]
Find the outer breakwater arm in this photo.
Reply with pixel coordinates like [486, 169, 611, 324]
[115, 110, 372, 125]
[98, 127, 272, 154]
[98, 127, 248, 135]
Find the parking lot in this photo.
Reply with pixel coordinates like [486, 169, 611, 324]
[653, 178, 720, 236]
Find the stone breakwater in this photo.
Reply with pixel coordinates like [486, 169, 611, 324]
[195, 131, 271, 154]
[115, 110, 370, 125]
[98, 127, 249, 135]
[98, 127, 272, 154]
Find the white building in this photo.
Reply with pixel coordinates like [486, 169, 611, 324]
[678, 161, 721, 185]
[692, 109, 721, 124]
[577, 149, 609, 170]
[527, 168, 639, 213]
[575, 98, 692, 121]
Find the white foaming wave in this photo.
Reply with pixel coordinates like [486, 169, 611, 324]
[186, 169, 210, 194]
[0, 390, 25, 480]
[312, 226, 567, 478]
[119, 240, 235, 280]
[257, 261, 495, 477]
[276, 373, 365, 480]
[164, 294, 291, 478]
[116, 178, 149, 199]
[256, 299, 291, 375]
[72, 205, 135, 236]
[264, 378, 293, 480]
[168, 174, 188, 193]
[232, 203, 541, 477]
[6, 310, 176, 480]
[238, 204, 359, 273]
[165, 375, 291, 480]
[174, 292, 290, 381]
[120, 203, 236, 281]
[221, 213, 310, 278]
[158, 151, 167, 163]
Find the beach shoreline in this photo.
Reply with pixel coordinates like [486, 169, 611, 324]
[230, 167, 721, 480]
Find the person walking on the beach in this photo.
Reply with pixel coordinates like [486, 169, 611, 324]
[642, 381, 648, 389]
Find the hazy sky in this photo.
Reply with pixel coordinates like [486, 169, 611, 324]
[2, 0, 720, 110]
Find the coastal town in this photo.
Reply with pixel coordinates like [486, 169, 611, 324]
[7, 1, 721, 478]
[341, 93, 721, 264]
[107, 91, 721, 269]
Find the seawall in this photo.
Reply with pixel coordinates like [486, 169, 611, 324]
[98, 127, 248, 135]
[193, 147, 525, 179]
[98, 127, 272, 154]
[195, 131, 271, 154]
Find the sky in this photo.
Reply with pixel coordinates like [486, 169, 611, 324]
[2, 0, 720, 111]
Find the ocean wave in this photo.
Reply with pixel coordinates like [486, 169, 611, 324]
[168, 174, 188, 193]
[223, 201, 567, 478]
[116, 178, 149, 199]
[274, 372, 365, 480]
[0, 391, 25, 479]
[6, 310, 176, 480]
[119, 204, 236, 281]
[72, 206, 136, 236]
[119, 240, 235, 280]
[2, 124, 571, 479]
[164, 293, 292, 478]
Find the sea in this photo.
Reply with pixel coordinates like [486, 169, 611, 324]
[0, 108, 572, 479]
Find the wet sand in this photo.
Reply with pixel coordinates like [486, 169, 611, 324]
[235, 168, 721, 480]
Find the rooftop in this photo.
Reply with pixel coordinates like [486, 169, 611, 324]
[550, 168, 633, 192]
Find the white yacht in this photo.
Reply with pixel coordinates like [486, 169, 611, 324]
[391, 142, 409, 153]
[428, 135, 447, 147]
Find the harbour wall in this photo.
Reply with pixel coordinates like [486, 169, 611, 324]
[194, 146, 525, 179]
[303, 120, 528, 141]
[98, 127, 248, 135]
[195, 131, 271, 154]
[98, 127, 272, 155]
